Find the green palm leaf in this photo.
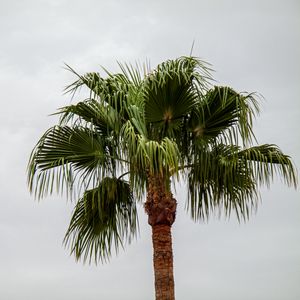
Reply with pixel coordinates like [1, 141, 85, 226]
[187, 144, 255, 220]
[188, 86, 259, 145]
[144, 57, 212, 140]
[64, 64, 141, 118]
[186, 143, 297, 221]
[238, 144, 297, 187]
[64, 177, 138, 263]
[56, 99, 119, 133]
[28, 125, 114, 199]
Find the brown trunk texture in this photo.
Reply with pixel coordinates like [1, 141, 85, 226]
[144, 174, 177, 300]
[152, 224, 175, 300]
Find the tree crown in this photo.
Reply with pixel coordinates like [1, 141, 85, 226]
[28, 56, 297, 262]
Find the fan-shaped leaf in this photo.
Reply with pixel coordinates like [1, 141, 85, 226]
[64, 177, 138, 263]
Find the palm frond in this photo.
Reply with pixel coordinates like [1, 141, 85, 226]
[64, 65, 130, 117]
[186, 142, 297, 221]
[64, 177, 138, 263]
[188, 86, 260, 145]
[238, 144, 297, 187]
[144, 56, 212, 140]
[121, 122, 180, 176]
[28, 125, 116, 199]
[187, 144, 257, 221]
[55, 99, 119, 132]
[115, 61, 144, 87]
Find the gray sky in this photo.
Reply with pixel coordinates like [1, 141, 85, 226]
[0, 0, 299, 299]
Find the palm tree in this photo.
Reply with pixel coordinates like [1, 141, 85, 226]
[28, 56, 297, 300]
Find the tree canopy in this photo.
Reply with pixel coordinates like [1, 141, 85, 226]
[28, 56, 297, 263]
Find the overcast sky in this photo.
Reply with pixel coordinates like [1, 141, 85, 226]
[0, 0, 299, 299]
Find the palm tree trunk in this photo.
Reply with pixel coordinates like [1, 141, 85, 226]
[144, 174, 177, 300]
[152, 224, 175, 300]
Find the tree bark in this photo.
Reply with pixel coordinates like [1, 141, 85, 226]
[144, 174, 177, 300]
[152, 224, 175, 300]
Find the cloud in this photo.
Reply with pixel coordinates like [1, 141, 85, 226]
[0, 1, 299, 299]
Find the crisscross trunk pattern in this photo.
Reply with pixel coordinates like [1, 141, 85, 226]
[145, 175, 177, 300]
